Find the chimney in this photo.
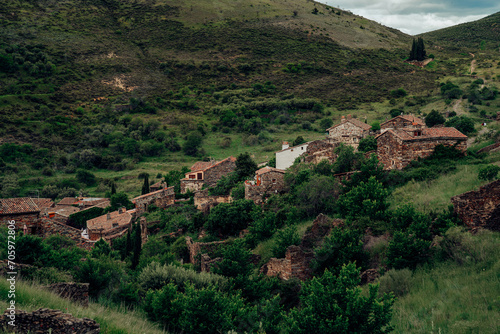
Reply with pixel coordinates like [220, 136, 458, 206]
[341, 116, 346, 123]
[282, 141, 289, 150]
[107, 213, 111, 220]
[346, 114, 352, 120]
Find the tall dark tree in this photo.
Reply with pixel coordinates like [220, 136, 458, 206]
[132, 222, 142, 269]
[409, 38, 426, 61]
[141, 174, 150, 195]
[111, 182, 117, 195]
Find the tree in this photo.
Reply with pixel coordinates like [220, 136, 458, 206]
[338, 176, 389, 220]
[358, 136, 377, 153]
[205, 199, 258, 236]
[285, 263, 394, 334]
[183, 132, 203, 156]
[76, 169, 96, 186]
[425, 110, 445, 127]
[110, 192, 134, 211]
[131, 222, 142, 269]
[445, 116, 475, 135]
[333, 144, 363, 174]
[409, 37, 426, 61]
[235, 152, 258, 180]
[293, 135, 306, 146]
[272, 226, 301, 258]
[111, 182, 116, 195]
[141, 174, 150, 195]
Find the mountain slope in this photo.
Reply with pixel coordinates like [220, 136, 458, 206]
[421, 12, 500, 50]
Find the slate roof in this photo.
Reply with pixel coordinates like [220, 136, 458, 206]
[0, 198, 41, 215]
[380, 115, 425, 127]
[327, 117, 372, 131]
[377, 127, 467, 141]
[57, 197, 78, 206]
[255, 167, 286, 175]
[132, 186, 174, 201]
[186, 156, 237, 175]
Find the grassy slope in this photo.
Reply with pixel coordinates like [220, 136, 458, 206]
[0, 278, 167, 334]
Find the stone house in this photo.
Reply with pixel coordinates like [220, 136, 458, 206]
[193, 189, 232, 214]
[0, 197, 54, 232]
[180, 156, 237, 193]
[326, 115, 372, 150]
[132, 186, 175, 215]
[56, 197, 109, 210]
[380, 114, 426, 133]
[376, 127, 467, 170]
[150, 181, 168, 192]
[451, 180, 500, 231]
[245, 166, 286, 205]
[276, 141, 310, 170]
[86, 207, 135, 241]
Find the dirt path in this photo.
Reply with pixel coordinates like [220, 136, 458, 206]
[467, 125, 489, 147]
[469, 53, 476, 75]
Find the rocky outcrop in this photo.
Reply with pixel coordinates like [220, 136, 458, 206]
[451, 180, 500, 231]
[45, 282, 90, 307]
[0, 308, 100, 334]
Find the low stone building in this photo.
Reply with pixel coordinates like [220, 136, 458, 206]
[302, 139, 340, 165]
[132, 186, 175, 215]
[380, 114, 426, 133]
[245, 166, 286, 205]
[0, 197, 53, 231]
[180, 156, 237, 193]
[326, 115, 372, 150]
[86, 207, 135, 241]
[193, 189, 232, 214]
[276, 141, 309, 170]
[150, 180, 168, 192]
[451, 180, 500, 231]
[376, 127, 467, 170]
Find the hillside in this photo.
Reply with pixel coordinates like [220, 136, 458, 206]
[421, 12, 500, 50]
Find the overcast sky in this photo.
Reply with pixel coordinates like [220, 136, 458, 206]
[320, 0, 500, 35]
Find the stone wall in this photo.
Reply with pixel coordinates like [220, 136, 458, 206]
[180, 179, 204, 194]
[377, 132, 467, 170]
[245, 170, 286, 205]
[0, 213, 40, 232]
[260, 214, 342, 281]
[134, 186, 175, 215]
[45, 282, 89, 307]
[0, 308, 100, 334]
[451, 180, 500, 231]
[38, 218, 94, 250]
[328, 121, 368, 149]
[303, 140, 339, 165]
[185, 236, 229, 266]
[193, 189, 232, 213]
[203, 158, 237, 188]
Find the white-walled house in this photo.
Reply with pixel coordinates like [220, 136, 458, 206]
[276, 141, 309, 170]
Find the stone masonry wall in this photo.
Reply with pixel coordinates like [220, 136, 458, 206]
[185, 236, 229, 266]
[377, 133, 467, 170]
[0, 308, 100, 334]
[203, 159, 237, 188]
[135, 186, 175, 215]
[451, 179, 500, 231]
[328, 122, 367, 149]
[180, 179, 204, 194]
[0, 213, 40, 232]
[38, 218, 94, 250]
[245, 171, 285, 205]
[45, 282, 90, 307]
[303, 140, 339, 165]
[194, 189, 232, 213]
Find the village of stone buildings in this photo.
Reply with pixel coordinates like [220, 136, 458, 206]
[0, 113, 498, 281]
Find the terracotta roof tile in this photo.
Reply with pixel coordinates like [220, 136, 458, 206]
[87, 209, 134, 232]
[57, 197, 78, 206]
[0, 198, 41, 215]
[31, 198, 54, 210]
[379, 127, 467, 141]
[380, 115, 425, 127]
[132, 186, 174, 201]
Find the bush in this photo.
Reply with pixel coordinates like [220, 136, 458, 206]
[272, 226, 301, 258]
[425, 110, 445, 127]
[338, 176, 389, 220]
[478, 165, 500, 181]
[205, 199, 258, 236]
[285, 263, 394, 334]
[358, 135, 377, 152]
[378, 269, 413, 297]
[390, 88, 407, 98]
[445, 116, 475, 135]
[76, 169, 96, 186]
[139, 262, 228, 292]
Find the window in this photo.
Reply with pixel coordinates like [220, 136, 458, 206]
[189, 174, 195, 179]
[197, 173, 203, 180]
[272, 179, 277, 184]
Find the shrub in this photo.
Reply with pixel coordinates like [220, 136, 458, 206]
[76, 169, 96, 186]
[425, 110, 445, 127]
[272, 226, 301, 258]
[445, 116, 475, 135]
[205, 199, 258, 236]
[390, 88, 407, 98]
[285, 263, 394, 334]
[478, 165, 500, 180]
[139, 262, 228, 292]
[338, 176, 389, 220]
[358, 135, 377, 152]
[386, 230, 432, 270]
[378, 269, 413, 297]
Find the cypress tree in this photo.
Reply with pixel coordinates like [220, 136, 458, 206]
[124, 228, 132, 260]
[141, 175, 150, 195]
[111, 182, 116, 195]
[132, 222, 142, 269]
[409, 39, 417, 61]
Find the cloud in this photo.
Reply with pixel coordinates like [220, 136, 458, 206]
[321, 0, 500, 35]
